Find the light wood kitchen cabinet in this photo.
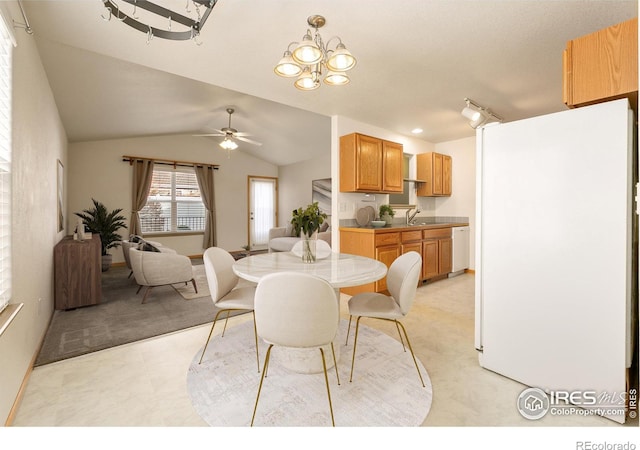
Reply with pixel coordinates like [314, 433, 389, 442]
[422, 228, 452, 280]
[416, 152, 452, 197]
[340, 132, 403, 193]
[340, 224, 462, 295]
[563, 17, 638, 108]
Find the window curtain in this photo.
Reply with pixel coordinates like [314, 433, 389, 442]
[194, 165, 216, 248]
[130, 159, 155, 235]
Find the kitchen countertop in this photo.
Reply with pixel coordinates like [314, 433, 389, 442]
[340, 222, 469, 232]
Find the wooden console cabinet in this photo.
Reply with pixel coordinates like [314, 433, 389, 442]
[54, 235, 102, 310]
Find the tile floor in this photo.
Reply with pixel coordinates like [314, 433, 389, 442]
[6, 273, 638, 447]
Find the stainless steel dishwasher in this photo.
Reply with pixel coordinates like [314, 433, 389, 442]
[450, 226, 470, 276]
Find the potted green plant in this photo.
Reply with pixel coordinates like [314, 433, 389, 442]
[75, 198, 127, 272]
[379, 204, 395, 225]
[291, 202, 328, 263]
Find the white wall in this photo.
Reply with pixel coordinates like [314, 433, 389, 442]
[68, 135, 278, 262]
[277, 152, 331, 228]
[434, 136, 476, 269]
[0, 1, 68, 423]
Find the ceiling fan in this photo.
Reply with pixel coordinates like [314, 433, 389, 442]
[194, 108, 263, 149]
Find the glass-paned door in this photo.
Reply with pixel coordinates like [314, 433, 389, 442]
[248, 176, 277, 250]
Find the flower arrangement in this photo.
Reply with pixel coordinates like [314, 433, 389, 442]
[291, 202, 328, 263]
[291, 202, 328, 237]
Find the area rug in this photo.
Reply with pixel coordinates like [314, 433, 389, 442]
[174, 264, 209, 299]
[34, 263, 246, 366]
[187, 320, 433, 426]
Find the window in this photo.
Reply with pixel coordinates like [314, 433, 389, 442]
[0, 12, 12, 314]
[139, 168, 205, 233]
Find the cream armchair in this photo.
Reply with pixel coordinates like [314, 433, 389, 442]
[129, 247, 197, 304]
[268, 226, 332, 253]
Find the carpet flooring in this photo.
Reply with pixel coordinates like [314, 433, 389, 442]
[187, 319, 433, 427]
[35, 261, 247, 366]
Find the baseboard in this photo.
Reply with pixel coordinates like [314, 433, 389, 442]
[465, 269, 476, 275]
[5, 307, 54, 426]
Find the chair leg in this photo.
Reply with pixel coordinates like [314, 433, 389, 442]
[395, 320, 406, 351]
[136, 285, 143, 294]
[128, 270, 133, 279]
[345, 315, 353, 346]
[330, 342, 340, 386]
[191, 278, 198, 293]
[252, 311, 260, 373]
[251, 344, 274, 426]
[395, 321, 426, 388]
[349, 316, 363, 382]
[221, 310, 232, 337]
[319, 347, 336, 427]
[198, 309, 228, 364]
[141, 286, 153, 304]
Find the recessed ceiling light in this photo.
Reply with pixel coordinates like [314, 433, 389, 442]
[411, 128, 423, 134]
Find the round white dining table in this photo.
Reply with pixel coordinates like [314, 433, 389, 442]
[232, 251, 387, 373]
[232, 250, 387, 288]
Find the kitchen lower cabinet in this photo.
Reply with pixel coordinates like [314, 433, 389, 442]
[375, 244, 401, 292]
[340, 224, 462, 295]
[422, 228, 452, 280]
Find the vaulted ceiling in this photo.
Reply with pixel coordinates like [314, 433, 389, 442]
[20, 0, 638, 166]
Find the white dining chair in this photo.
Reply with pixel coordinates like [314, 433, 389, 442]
[345, 251, 426, 387]
[198, 247, 259, 371]
[251, 272, 340, 427]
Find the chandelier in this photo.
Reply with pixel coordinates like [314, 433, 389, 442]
[274, 15, 357, 91]
[101, 0, 218, 43]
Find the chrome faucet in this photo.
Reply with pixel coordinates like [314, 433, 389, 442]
[406, 208, 421, 225]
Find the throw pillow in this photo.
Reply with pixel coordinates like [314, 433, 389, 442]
[139, 242, 161, 252]
[129, 234, 144, 243]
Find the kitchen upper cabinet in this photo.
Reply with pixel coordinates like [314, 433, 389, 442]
[416, 152, 452, 197]
[340, 133, 403, 193]
[563, 17, 638, 108]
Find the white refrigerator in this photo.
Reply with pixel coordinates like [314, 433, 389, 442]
[475, 98, 635, 424]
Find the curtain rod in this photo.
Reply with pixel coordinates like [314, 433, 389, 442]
[122, 155, 219, 170]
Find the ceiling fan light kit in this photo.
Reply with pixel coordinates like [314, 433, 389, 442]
[193, 108, 262, 155]
[461, 98, 503, 129]
[275, 15, 357, 91]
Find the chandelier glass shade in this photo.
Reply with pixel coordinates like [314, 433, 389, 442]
[274, 15, 356, 91]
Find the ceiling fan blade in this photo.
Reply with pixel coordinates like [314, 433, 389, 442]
[233, 131, 252, 137]
[192, 133, 225, 137]
[236, 136, 263, 146]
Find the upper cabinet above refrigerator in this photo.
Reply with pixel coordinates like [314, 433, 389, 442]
[563, 17, 638, 109]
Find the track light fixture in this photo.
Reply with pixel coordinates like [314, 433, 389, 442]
[462, 98, 503, 129]
[274, 15, 356, 91]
